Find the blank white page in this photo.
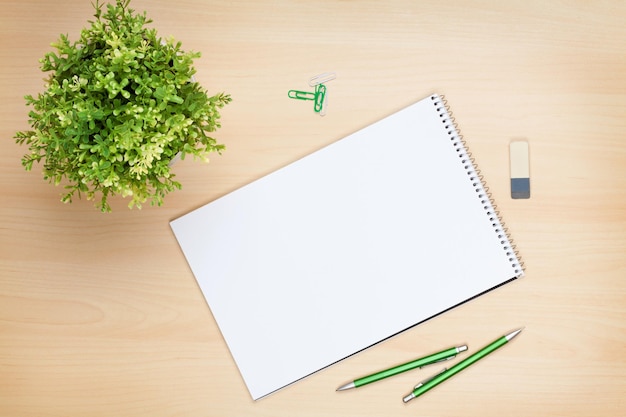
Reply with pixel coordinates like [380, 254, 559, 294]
[170, 94, 523, 400]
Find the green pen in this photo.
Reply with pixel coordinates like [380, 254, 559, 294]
[403, 328, 523, 403]
[336, 345, 468, 391]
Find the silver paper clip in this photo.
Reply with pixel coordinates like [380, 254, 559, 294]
[309, 72, 336, 87]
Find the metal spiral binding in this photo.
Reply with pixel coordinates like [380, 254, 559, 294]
[431, 95, 525, 276]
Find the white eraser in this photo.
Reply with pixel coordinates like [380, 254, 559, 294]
[510, 140, 530, 199]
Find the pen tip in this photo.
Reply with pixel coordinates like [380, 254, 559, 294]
[336, 382, 355, 391]
[403, 392, 415, 403]
[506, 328, 524, 341]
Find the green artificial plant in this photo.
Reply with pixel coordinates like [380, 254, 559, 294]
[15, 0, 231, 212]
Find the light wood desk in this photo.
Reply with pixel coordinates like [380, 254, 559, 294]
[1, 1, 624, 415]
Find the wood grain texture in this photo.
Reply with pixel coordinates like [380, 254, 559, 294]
[1, 1, 624, 416]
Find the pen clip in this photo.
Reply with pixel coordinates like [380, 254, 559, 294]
[419, 355, 455, 369]
[414, 367, 447, 389]
[418, 345, 467, 369]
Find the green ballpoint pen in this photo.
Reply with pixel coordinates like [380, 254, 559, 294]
[336, 345, 468, 391]
[402, 328, 523, 403]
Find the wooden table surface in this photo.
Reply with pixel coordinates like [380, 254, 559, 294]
[1, 1, 624, 416]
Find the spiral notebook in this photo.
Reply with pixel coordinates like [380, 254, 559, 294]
[170, 94, 524, 400]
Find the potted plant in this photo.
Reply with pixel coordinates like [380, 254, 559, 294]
[15, 0, 231, 212]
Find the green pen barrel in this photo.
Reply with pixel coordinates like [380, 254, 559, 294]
[411, 336, 508, 398]
[355, 346, 460, 387]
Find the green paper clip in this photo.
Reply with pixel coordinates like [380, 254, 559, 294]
[288, 90, 316, 100]
[288, 84, 327, 114]
[313, 84, 326, 113]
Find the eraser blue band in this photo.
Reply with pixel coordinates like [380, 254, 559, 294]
[511, 178, 530, 199]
